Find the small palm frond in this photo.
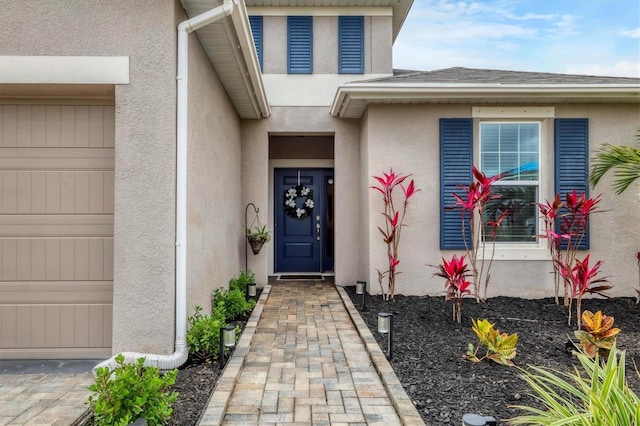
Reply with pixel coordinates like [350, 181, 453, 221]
[590, 141, 640, 195]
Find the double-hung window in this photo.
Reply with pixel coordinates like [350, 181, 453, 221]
[440, 113, 590, 255]
[479, 122, 540, 243]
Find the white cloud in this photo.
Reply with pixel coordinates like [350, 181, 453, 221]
[619, 28, 640, 38]
[393, 1, 640, 76]
[549, 14, 580, 36]
[565, 61, 640, 78]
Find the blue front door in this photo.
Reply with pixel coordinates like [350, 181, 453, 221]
[275, 168, 333, 272]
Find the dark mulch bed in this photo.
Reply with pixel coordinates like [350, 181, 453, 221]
[346, 288, 640, 425]
[167, 357, 221, 425]
[85, 289, 640, 425]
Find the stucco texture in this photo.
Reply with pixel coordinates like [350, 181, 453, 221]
[261, 15, 392, 75]
[186, 21, 243, 314]
[242, 106, 363, 286]
[0, 0, 242, 354]
[363, 103, 640, 298]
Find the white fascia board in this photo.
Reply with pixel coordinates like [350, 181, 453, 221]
[230, 1, 271, 117]
[340, 82, 640, 92]
[247, 6, 391, 16]
[0, 56, 129, 84]
[330, 83, 640, 116]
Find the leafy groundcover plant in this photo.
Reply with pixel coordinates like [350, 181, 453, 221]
[509, 345, 640, 425]
[87, 354, 178, 426]
[574, 310, 620, 358]
[465, 318, 518, 366]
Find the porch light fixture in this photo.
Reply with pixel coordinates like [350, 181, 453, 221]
[377, 312, 393, 360]
[462, 413, 497, 426]
[218, 325, 236, 369]
[355, 281, 367, 311]
[246, 282, 257, 301]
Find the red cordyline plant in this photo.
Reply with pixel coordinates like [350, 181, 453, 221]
[451, 166, 504, 301]
[536, 194, 564, 304]
[537, 191, 602, 306]
[371, 168, 419, 301]
[433, 254, 472, 323]
[636, 252, 640, 304]
[558, 254, 611, 329]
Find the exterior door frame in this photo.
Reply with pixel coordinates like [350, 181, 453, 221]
[273, 167, 334, 273]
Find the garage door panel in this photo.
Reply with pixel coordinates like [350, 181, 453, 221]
[0, 148, 115, 171]
[0, 281, 113, 304]
[0, 303, 112, 349]
[0, 238, 113, 281]
[1, 105, 114, 148]
[0, 102, 114, 359]
[31, 106, 46, 147]
[0, 216, 113, 237]
[0, 170, 114, 214]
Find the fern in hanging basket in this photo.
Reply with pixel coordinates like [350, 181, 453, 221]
[246, 225, 271, 255]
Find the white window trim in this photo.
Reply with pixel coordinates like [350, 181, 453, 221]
[475, 109, 555, 261]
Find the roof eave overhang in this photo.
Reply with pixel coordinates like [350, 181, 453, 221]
[330, 84, 640, 118]
[180, 0, 270, 119]
[228, 1, 270, 118]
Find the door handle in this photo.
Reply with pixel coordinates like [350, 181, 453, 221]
[316, 223, 320, 240]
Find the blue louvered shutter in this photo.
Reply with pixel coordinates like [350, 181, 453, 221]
[440, 118, 473, 249]
[338, 16, 364, 74]
[249, 16, 263, 71]
[555, 118, 590, 249]
[288, 16, 313, 74]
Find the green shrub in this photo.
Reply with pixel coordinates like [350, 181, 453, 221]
[465, 318, 518, 366]
[87, 354, 178, 426]
[229, 270, 255, 293]
[186, 305, 223, 362]
[212, 288, 256, 320]
[509, 345, 640, 425]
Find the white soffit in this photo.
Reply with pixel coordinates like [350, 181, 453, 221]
[247, 7, 391, 16]
[0, 56, 129, 84]
[180, 0, 270, 119]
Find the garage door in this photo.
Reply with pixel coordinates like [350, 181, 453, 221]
[0, 104, 114, 359]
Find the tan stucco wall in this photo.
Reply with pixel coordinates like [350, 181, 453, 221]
[241, 107, 362, 286]
[314, 17, 338, 74]
[363, 103, 640, 298]
[261, 15, 392, 74]
[0, 0, 244, 354]
[186, 20, 243, 314]
[368, 16, 393, 74]
[1, 0, 179, 354]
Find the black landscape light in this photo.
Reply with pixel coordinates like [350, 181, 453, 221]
[462, 413, 497, 426]
[218, 325, 236, 369]
[377, 312, 393, 360]
[246, 282, 257, 301]
[355, 281, 367, 311]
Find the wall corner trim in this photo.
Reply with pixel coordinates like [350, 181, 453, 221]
[0, 56, 130, 84]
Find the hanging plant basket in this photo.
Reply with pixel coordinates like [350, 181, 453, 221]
[247, 236, 266, 255]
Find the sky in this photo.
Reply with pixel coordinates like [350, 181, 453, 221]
[393, 0, 640, 77]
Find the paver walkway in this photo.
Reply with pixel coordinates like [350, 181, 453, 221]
[200, 281, 424, 425]
[0, 365, 93, 425]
